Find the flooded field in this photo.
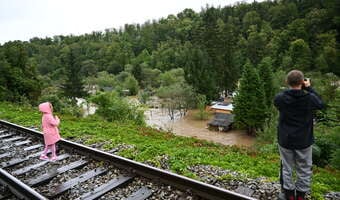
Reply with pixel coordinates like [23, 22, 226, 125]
[145, 109, 255, 147]
[76, 97, 255, 147]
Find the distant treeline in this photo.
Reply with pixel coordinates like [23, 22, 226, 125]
[0, 0, 339, 103]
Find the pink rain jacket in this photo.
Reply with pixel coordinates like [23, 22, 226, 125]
[38, 102, 61, 145]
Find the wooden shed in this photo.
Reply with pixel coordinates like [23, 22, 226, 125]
[208, 113, 234, 132]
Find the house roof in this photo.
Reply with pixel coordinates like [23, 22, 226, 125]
[211, 103, 233, 111]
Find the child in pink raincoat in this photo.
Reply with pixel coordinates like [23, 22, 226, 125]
[38, 102, 61, 161]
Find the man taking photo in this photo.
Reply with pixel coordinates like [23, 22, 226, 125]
[274, 70, 324, 200]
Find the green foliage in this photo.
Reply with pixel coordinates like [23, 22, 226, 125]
[151, 40, 184, 71]
[157, 82, 195, 119]
[256, 110, 278, 144]
[140, 67, 161, 88]
[314, 126, 340, 168]
[269, 2, 298, 29]
[315, 54, 329, 73]
[137, 90, 151, 104]
[123, 75, 139, 95]
[1, 0, 339, 106]
[234, 61, 267, 135]
[159, 68, 186, 86]
[157, 68, 195, 119]
[312, 144, 321, 159]
[0, 41, 41, 103]
[258, 57, 275, 107]
[305, 72, 339, 127]
[61, 45, 87, 100]
[194, 94, 208, 120]
[289, 39, 312, 71]
[330, 149, 340, 170]
[90, 92, 144, 125]
[85, 71, 117, 90]
[181, 43, 218, 100]
[246, 26, 268, 65]
[242, 11, 262, 32]
[80, 59, 98, 77]
[38, 88, 82, 117]
[131, 64, 142, 82]
[196, 8, 239, 93]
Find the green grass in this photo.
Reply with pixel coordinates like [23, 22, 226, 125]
[0, 101, 338, 199]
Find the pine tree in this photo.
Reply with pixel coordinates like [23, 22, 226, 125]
[233, 61, 267, 135]
[182, 43, 217, 101]
[289, 39, 312, 71]
[61, 46, 87, 101]
[258, 57, 275, 107]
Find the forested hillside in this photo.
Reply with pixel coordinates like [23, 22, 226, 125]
[0, 0, 339, 104]
[0, 1, 339, 198]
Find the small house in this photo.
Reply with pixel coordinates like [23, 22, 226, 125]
[208, 102, 234, 131]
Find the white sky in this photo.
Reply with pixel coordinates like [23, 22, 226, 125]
[0, 0, 257, 44]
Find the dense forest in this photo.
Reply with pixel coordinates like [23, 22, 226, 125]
[1, 0, 339, 102]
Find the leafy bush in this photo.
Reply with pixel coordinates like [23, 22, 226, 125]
[124, 75, 139, 95]
[256, 110, 278, 144]
[38, 88, 82, 117]
[304, 73, 339, 127]
[314, 127, 340, 168]
[90, 92, 144, 125]
[330, 149, 340, 170]
[138, 89, 151, 104]
[194, 94, 209, 120]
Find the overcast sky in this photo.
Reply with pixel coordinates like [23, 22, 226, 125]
[0, 0, 257, 44]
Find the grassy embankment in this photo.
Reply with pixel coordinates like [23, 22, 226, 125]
[0, 102, 338, 199]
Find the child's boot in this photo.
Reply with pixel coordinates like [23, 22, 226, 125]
[50, 155, 58, 162]
[39, 154, 49, 161]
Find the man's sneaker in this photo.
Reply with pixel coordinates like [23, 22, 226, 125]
[39, 155, 49, 161]
[50, 156, 58, 162]
[296, 191, 306, 200]
[284, 189, 295, 200]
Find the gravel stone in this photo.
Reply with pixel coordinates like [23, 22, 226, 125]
[188, 165, 283, 200]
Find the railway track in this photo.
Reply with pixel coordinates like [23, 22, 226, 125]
[0, 120, 255, 200]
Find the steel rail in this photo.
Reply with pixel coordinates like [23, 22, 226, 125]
[0, 120, 256, 200]
[0, 168, 47, 200]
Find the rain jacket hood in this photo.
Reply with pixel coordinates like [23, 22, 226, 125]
[39, 102, 52, 114]
[283, 89, 310, 103]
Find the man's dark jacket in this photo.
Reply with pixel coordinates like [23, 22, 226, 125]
[274, 87, 324, 149]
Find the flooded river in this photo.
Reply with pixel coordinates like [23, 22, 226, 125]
[144, 109, 254, 147]
[76, 97, 254, 147]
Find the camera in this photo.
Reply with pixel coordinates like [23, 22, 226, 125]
[302, 78, 311, 89]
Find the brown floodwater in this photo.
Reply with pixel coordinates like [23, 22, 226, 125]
[145, 109, 255, 147]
